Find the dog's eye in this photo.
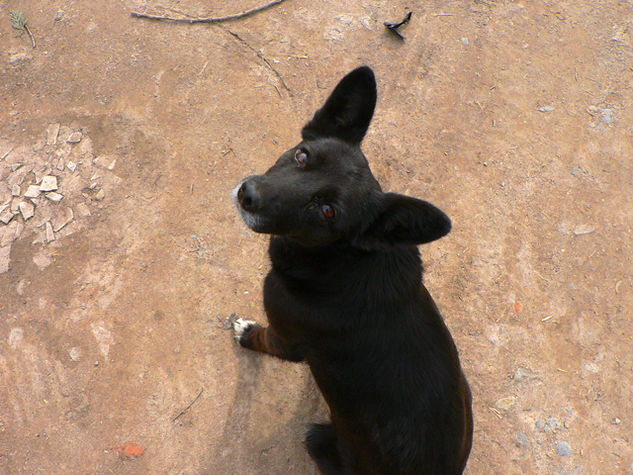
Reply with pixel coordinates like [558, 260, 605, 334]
[294, 149, 308, 166]
[321, 204, 335, 219]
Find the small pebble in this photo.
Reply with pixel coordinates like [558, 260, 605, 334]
[513, 367, 538, 382]
[56, 158, 65, 171]
[460, 37, 469, 46]
[9, 52, 28, 64]
[517, 431, 531, 449]
[601, 109, 614, 125]
[45, 221, 55, 242]
[67, 131, 82, 143]
[40, 175, 58, 192]
[556, 441, 572, 456]
[0, 208, 14, 224]
[46, 123, 60, 146]
[612, 417, 621, 425]
[538, 105, 554, 112]
[495, 396, 516, 411]
[95, 189, 105, 201]
[544, 417, 560, 432]
[55, 10, 64, 21]
[66, 161, 77, 172]
[69, 347, 81, 361]
[45, 192, 64, 203]
[12, 184, 20, 196]
[0, 245, 10, 273]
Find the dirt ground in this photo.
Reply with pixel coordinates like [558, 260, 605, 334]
[1, 0, 632, 473]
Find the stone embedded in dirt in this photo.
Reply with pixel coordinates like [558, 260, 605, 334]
[538, 105, 554, 112]
[46, 123, 61, 145]
[45, 221, 55, 242]
[57, 158, 65, 171]
[573, 225, 595, 236]
[76, 202, 91, 217]
[1, 221, 18, 246]
[516, 431, 531, 449]
[9, 52, 28, 64]
[32, 251, 52, 269]
[24, 184, 41, 198]
[601, 109, 614, 125]
[16, 279, 26, 294]
[513, 367, 540, 382]
[94, 155, 116, 170]
[19, 201, 35, 221]
[45, 192, 64, 203]
[95, 189, 105, 201]
[10, 197, 20, 213]
[12, 184, 20, 196]
[69, 347, 82, 361]
[8, 165, 32, 187]
[15, 221, 23, 238]
[0, 244, 10, 273]
[495, 396, 517, 411]
[0, 141, 12, 160]
[556, 441, 572, 456]
[544, 417, 561, 432]
[40, 175, 58, 192]
[67, 131, 83, 143]
[0, 207, 14, 224]
[78, 137, 94, 159]
[52, 207, 74, 232]
[67, 161, 77, 172]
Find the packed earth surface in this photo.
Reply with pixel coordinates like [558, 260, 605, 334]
[1, 1, 632, 473]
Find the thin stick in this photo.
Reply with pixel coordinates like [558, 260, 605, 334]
[24, 25, 36, 48]
[1, 147, 14, 161]
[222, 26, 293, 96]
[131, 0, 287, 23]
[173, 388, 204, 421]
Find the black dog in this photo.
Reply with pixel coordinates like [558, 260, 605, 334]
[232, 66, 473, 474]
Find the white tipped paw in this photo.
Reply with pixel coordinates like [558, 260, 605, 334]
[233, 318, 257, 341]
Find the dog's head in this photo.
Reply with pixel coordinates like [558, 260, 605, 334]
[233, 66, 451, 249]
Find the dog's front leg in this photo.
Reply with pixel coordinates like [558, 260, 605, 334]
[233, 318, 304, 362]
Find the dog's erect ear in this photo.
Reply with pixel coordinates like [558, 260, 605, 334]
[302, 66, 377, 145]
[353, 193, 452, 250]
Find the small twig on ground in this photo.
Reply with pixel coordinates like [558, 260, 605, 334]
[215, 313, 238, 330]
[221, 25, 293, 96]
[131, 0, 287, 24]
[1, 147, 14, 161]
[173, 388, 204, 421]
[24, 24, 35, 48]
[384, 11, 412, 41]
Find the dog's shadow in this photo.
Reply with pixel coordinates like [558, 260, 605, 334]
[209, 345, 326, 474]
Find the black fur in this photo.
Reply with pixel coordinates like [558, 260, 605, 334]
[232, 66, 473, 474]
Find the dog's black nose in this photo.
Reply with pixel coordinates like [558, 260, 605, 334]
[237, 181, 260, 212]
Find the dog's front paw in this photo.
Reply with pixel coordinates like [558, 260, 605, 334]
[233, 318, 259, 344]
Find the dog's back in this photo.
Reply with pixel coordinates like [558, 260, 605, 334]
[265, 238, 472, 474]
[233, 66, 473, 474]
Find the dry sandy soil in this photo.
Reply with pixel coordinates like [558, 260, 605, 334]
[1, 1, 632, 473]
